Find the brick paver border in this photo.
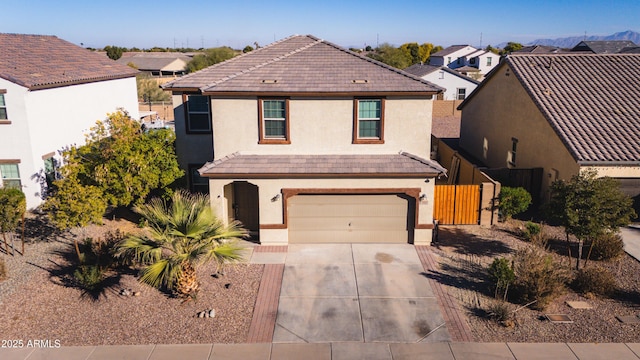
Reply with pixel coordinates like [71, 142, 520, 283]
[246, 260, 285, 342]
[416, 246, 474, 342]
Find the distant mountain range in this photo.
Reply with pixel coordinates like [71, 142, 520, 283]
[497, 30, 640, 49]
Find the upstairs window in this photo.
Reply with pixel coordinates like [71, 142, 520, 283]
[0, 163, 21, 189]
[353, 99, 384, 144]
[0, 91, 8, 123]
[486, 57, 493, 66]
[184, 94, 211, 133]
[456, 88, 467, 100]
[259, 98, 290, 144]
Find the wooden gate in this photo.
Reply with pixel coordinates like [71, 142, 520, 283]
[434, 185, 481, 225]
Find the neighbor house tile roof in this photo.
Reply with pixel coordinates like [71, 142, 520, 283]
[199, 152, 446, 177]
[571, 40, 638, 54]
[116, 52, 192, 72]
[506, 54, 640, 164]
[0, 33, 138, 90]
[431, 45, 473, 57]
[162, 35, 442, 95]
[403, 64, 480, 84]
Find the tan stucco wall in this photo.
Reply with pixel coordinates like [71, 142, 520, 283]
[211, 96, 433, 159]
[581, 166, 640, 178]
[208, 177, 435, 245]
[459, 64, 580, 198]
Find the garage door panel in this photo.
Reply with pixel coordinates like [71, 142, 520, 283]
[288, 230, 409, 244]
[288, 194, 411, 244]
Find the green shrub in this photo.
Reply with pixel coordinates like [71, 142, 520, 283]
[573, 266, 616, 297]
[73, 265, 105, 291]
[511, 246, 568, 310]
[488, 257, 515, 300]
[522, 222, 549, 248]
[499, 187, 532, 220]
[0, 258, 6, 281]
[590, 232, 625, 261]
[487, 300, 514, 326]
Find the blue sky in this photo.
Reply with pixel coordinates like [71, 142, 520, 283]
[3, 0, 638, 49]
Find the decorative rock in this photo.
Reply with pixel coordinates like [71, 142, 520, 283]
[208, 309, 215, 318]
[224, 283, 231, 289]
[132, 291, 140, 297]
[197, 311, 205, 318]
[120, 289, 131, 296]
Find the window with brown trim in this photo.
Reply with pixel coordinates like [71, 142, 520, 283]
[183, 94, 211, 133]
[0, 90, 9, 124]
[258, 98, 290, 144]
[353, 98, 384, 144]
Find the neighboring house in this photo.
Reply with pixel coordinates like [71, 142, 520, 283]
[403, 64, 479, 100]
[429, 45, 500, 78]
[162, 35, 446, 245]
[458, 53, 640, 203]
[571, 40, 638, 54]
[0, 33, 139, 208]
[515, 45, 562, 54]
[116, 52, 192, 77]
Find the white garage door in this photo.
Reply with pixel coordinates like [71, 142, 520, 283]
[288, 194, 410, 244]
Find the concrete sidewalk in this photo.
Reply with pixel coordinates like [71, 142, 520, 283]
[621, 225, 640, 262]
[2, 342, 640, 359]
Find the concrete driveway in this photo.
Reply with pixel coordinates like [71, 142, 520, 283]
[271, 244, 451, 343]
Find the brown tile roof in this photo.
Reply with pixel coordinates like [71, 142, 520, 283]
[571, 41, 638, 54]
[163, 35, 442, 95]
[0, 33, 138, 90]
[199, 152, 446, 177]
[431, 45, 473, 57]
[506, 54, 640, 164]
[116, 52, 192, 71]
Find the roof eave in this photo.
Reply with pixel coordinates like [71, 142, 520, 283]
[27, 73, 138, 91]
[200, 172, 440, 179]
[200, 90, 441, 97]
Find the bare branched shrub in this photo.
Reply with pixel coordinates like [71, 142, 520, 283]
[573, 266, 616, 297]
[590, 232, 625, 262]
[0, 258, 6, 281]
[512, 246, 569, 310]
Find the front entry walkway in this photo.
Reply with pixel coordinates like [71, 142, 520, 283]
[258, 244, 452, 343]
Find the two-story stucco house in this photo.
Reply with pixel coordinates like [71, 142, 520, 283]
[458, 53, 640, 206]
[0, 33, 139, 208]
[163, 35, 446, 245]
[403, 64, 479, 100]
[429, 45, 500, 78]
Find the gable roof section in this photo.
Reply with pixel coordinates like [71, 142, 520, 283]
[163, 35, 442, 95]
[116, 52, 191, 72]
[0, 33, 138, 90]
[199, 152, 446, 178]
[571, 40, 637, 54]
[404, 64, 480, 84]
[502, 54, 640, 164]
[431, 45, 474, 57]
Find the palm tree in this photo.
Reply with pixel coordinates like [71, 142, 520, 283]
[118, 190, 247, 299]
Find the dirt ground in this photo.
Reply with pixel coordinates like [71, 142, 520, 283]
[432, 221, 640, 342]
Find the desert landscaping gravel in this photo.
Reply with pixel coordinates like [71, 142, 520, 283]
[0, 219, 263, 346]
[433, 222, 640, 343]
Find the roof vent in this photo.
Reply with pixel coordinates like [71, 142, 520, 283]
[351, 79, 368, 84]
[261, 79, 278, 84]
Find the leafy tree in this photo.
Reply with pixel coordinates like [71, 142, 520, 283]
[137, 74, 171, 102]
[367, 43, 411, 69]
[488, 257, 515, 300]
[186, 47, 237, 72]
[501, 42, 523, 55]
[365, 45, 373, 52]
[117, 190, 247, 299]
[243, 45, 254, 53]
[44, 110, 183, 214]
[418, 43, 435, 63]
[400, 42, 420, 64]
[0, 188, 26, 254]
[547, 170, 635, 269]
[42, 173, 107, 230]
[430, 45, 444, 55]
[485, 45, 500, 54]
[499, 187, 532, 220]
[104, 45, 127, 60]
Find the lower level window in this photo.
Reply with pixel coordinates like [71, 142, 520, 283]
[0, 163, 21, 189]
[456, 88, 466, 100]
[189, 164, 209, 193]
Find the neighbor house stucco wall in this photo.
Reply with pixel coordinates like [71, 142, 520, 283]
[208, 177, 435, 245]
[171, 93, 214, 171]
[0, 77, 139, 208]
[459, 64, 580, 198]
[211, 96, 433, 160]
